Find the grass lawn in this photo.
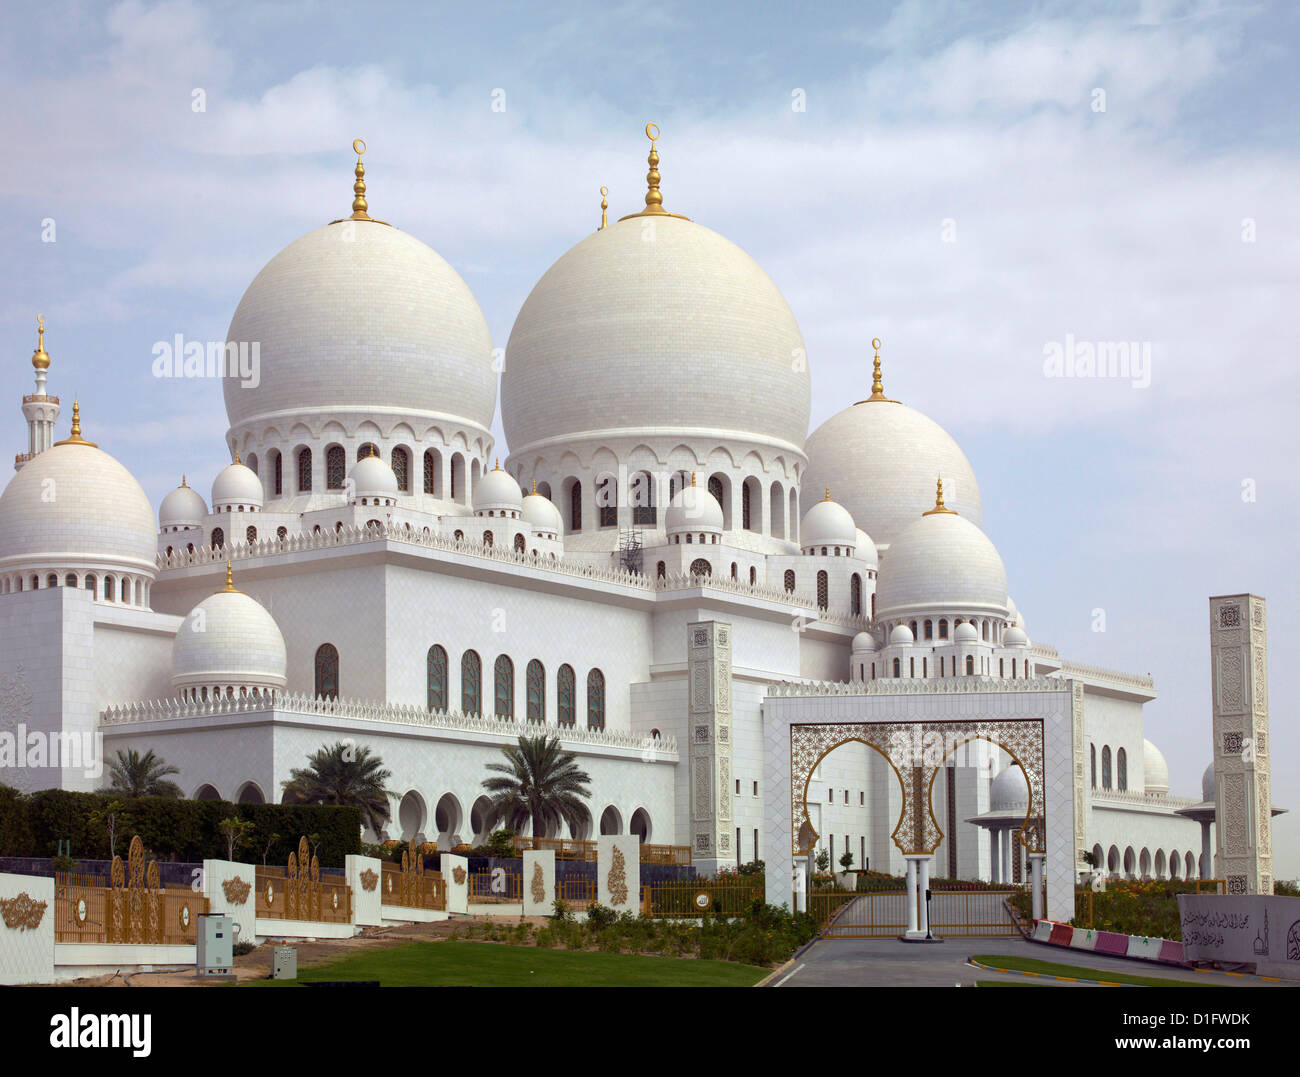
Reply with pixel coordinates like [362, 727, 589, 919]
[249, 940, 768, 987]
[971, 954, 1209, 988]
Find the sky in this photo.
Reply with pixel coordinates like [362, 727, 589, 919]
[2, 0, 1296, 877]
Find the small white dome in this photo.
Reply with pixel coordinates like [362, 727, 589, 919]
[852, 630, 878, 652]
[801, 492, 857, 549]
[1003, 625, 1028, 646]
[890, 623, 914, 645]
[474, 463, 524, 514]
[854, 528, 878, 568]
[990, 764, 1030, 812]
[172, 569, 287, 694]
[520, 486, 562, 535]
[1201, 763, 1215, 802]
[159, 479, 208, 529]
[665, 480, 723, 533]
[875, 484, 1008, 620]
[349, 453, 399, 500]
[1143, 740, 1170, 796]
[211, 458, 263, 509]
[954, 621, 979, 643]
[0, 419, 158, 580]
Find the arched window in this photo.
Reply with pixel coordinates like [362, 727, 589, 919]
[423, 450, 437, 495]
[741, 481, 752, 531]
[513, 533, 526, 554]
[314, 643, 339, 699]
[297, 447, 312, 492]
[453, 530, 464, 542]
[816, 570, 828, 610]
[596, 474, 617, 527]
[965, 654, 974, 675]
[850, 574, 862, 615]
[325, 445, 346, 489]
[690, 558, 711, 577]
[924, 619, 933, 640]
[483, 531, 493, 547]
[569, 481, 582, 532]
[103, 576, 115, 602]
[84, 574, 97, 597]
[494, 655, 514, 719]
[526, 659, 545, 722]
[586, 668, 605, 730]
[558, 664, 576, 726]
[656, 561, 666, 579]
[427, 644, 448, 711]
[938, 618, 948, 640]
[211, 527, 225, 549]
[730, 562, 738, 579]
[392, 447, 410, 492]
[461, 650, 482, 714]
[1090, 744, 1097, 789]
[271, 451, 282, 496]
[631, 471, 656, 525]
[1101, 746, 1112, 790]
[246, 452, 258, 478]
[708, 475, 725, 513]
[246, 526, 257, 545]
[357, 443, 378, 461]
[276, 526, 287, 541]
[749, 566, 757, 585]
[1117, 748, 1128, 791]
[784, 569, 795, 592]
[892, 658, 901, 677]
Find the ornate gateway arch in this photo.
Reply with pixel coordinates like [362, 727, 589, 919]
[763, 679, 1079, 928]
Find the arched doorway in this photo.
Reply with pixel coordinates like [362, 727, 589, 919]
[629, 808, 652, 844]
[599, 805, 622, 835]
[235, 782, 264, 804]
[398, 790, 426, 843]
[193, 783, 221, 801]
[434, 793, 462, 848]
[469, 795, 492, 845]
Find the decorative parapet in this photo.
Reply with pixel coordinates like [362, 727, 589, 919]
[1055, 660, 1154, 692]
[1090, 788, 1200, 810]
[765, 675, 1070, 698]
[155, 521, 866, 629]
[100, 692, 677, 757]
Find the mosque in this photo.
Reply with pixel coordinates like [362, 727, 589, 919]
[0, 127, 1210, 887]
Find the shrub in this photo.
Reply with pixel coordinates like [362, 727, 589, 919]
[485, 829, 517, 859]
[232, 940, 256, 957]
[585, 901, 617, 929]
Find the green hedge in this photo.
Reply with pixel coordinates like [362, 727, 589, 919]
[0, 785, 360, 867]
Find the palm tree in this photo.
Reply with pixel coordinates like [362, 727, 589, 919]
[481, 735, 592, 839]
[101, 749, 182, 798]
[281, 743, 393, 835]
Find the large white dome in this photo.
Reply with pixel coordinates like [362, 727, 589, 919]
[172, 571, 287, 694]
[803, 397, 980, 550]
[223, 219, 495, 435]
[990, 764, 1030, 812]
[875, 492, 1008, 620]
[0, 423, 157, 579]
[501, 214, 811, 457]
[801, 493, 857, 549]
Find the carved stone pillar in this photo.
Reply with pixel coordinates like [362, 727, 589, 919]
[687, 620, 735, 874]
[1210, 594, 1273, 894]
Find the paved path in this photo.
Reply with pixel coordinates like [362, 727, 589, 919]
[775, 936, 1298, 988]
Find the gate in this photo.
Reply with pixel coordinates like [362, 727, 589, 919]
[808, 888, 1020, 938]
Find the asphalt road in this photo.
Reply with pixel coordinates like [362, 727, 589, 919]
[773, 936, 1298, 988]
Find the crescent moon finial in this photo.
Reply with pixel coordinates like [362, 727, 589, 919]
[353, 138, 366, 157]
[645, 122, 660, 142]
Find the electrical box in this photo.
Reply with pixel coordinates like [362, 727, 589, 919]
[196, 913, 234, 978]
[273, 946, 297, 980]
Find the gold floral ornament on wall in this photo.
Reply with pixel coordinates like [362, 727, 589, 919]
[360, 869, 378, 892]
[452, 866, 466, 885]
[222, 876, 251, 905]
[607, 846, 629, 906]
[0, 892, 48, 931]
[530, 862, 545, 905]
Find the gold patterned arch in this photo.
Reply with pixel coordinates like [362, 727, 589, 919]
[790, 719, 1046, 858]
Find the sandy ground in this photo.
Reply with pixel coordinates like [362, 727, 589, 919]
[48, 914, 554, 987]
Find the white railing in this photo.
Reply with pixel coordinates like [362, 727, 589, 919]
[156, 522, 866, 629]
[766, 675, 1068, 697]
[1090, 788, 1199, 809]
[1055, 659, 1155, 692]
[99, 692, 677, 757]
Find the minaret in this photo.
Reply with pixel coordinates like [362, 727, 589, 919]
[16, 315, 61, 471]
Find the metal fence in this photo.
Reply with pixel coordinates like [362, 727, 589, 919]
[641, 878, 764, 918]
[809, 888, 1019, 938]
[509, 837, 691, 865]
[380, 863, 446, 910]
[55, 873, 207, 945]
[255, 865, 352, 923]
[556, 878, 596, 910]
[468, 871, 522, 903]
[1072, 878, 1225, 929]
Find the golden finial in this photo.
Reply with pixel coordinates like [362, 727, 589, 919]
[856, 337, 900, 405]
[234, 449, 241, 465]
[54, 399, 99, 447]
[824, 486, 831, 501]
[599, 186, 609, 230]
[331, 139, 390, 227]
[619, 123, 691, 222]
[222, 561, 240, 593]
[32, 314, 50, 372]
[922, 474, 957, 516]
[531, 478, 537, 494]
[494, 457, 501, 470]
[181, 474, 187, 487]
[691, 472, 697, 486]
